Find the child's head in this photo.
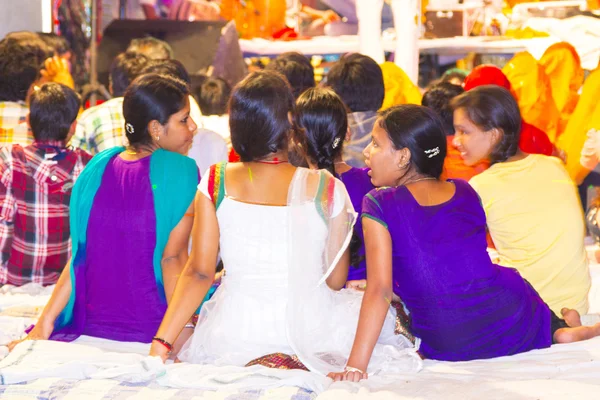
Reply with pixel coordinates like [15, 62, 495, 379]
[325, 53, 384, 113]
[195, 77, 231, 116]
[450, 85, 521, 166]
[265, 52, 315, 99]
[422, 82, 464, 136]
[110, 52, 150, 97]
[127, 36, 173, 60]
[141, 59, 191, 86]
[296, 87, 348, 175]
[123, 74, 196, 155]
[364, 104, 446, 187]
[229, 70, 299, 162]
[28, 83, 80, 142]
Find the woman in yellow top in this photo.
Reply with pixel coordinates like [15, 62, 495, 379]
[451, 85, 591, 316]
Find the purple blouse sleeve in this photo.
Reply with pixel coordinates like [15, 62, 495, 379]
[361, 189, 388, 229]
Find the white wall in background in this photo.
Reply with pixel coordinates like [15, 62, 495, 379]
[0, 0, 52, 39]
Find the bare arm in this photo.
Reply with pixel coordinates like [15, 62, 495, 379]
[328, 218, 394, 381]
[161, 202, 194, 303]
[8, 260, 73, 350]
[325, 247, 350, 290]
[150, 192, 219, 360]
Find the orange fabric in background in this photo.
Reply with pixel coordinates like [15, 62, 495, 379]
[442, 136, 489, 181]
[502, 52, 560, 143]
[539, 42, 584, 135]
[556, 67, 600, 184]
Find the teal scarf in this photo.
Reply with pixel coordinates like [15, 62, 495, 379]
[55, 147, 198, 330]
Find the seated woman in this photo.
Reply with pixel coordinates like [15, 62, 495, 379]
[9, 74, 199, 347]
[329, 104, 600, 382]
[463, 64, 556, 158]
[149, 71, 418, 376]
[295, 87, 373, 283]
[421, 81, 489, 181]
[453, 86, 591, 317]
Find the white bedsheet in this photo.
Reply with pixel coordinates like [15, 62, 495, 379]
[1, 248, 600, 399]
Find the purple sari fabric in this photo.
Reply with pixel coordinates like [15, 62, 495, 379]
[362, 179, 552, 361]
[339, 167, 374, 281]
[50, 156, 166, 343]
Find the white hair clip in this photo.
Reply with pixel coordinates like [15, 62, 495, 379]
[332, 137, 341, 149]
[424, 147, 440, 158]
[125, 123, 135, 135]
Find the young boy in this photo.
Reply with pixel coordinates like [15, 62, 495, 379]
[0, 83, 92, 286]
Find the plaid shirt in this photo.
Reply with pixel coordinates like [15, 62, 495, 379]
[0, 102, 34, 146]
[0, 142, 92, 285]
[71, 97, 127, 155]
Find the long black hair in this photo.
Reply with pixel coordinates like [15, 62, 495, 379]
[296, 87, 348, 175]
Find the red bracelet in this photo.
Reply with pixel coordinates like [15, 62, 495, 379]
[152, 337, 173, 354]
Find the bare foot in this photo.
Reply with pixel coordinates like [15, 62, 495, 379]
[561, 308, 582, 327]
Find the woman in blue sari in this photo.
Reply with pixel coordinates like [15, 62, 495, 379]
[9, 73, 199, 348]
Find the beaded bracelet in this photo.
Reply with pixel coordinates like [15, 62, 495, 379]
[152, 337, 173, 354]
[344, 366, 365, 374]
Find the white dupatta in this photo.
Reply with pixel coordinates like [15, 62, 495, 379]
[286, 168, 422, 376]
[286, 168, 356, 373]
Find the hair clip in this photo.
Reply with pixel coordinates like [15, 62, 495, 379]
[125, 123, 135, 135]
[424, 147, 440, 158]
[332, 137, 341, 149]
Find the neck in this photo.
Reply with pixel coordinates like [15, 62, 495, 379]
[503, 149, 528, 163]
[395, 169, 432, 187]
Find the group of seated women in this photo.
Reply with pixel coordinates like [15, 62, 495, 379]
[8, 66, 600, 383]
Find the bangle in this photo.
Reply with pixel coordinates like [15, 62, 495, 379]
[184, 323, 195, 329]
[344, 366, 365, 374]
[152, 337, 173, 354]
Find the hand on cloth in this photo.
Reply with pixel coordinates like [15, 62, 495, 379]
[327, 367, 368, 382]
[7, 319, 53, 352]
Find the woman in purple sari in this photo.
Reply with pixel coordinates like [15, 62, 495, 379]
[328, 104, 600, 381]
[295, 87, 374, 283]
[9, 74, 199, 350]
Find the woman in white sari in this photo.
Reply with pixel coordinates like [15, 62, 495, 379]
[149, 71, 419, 377]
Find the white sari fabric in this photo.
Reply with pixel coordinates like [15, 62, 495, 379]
[286, 169, 421, 375]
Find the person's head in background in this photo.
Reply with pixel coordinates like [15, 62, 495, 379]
[441, 68, 469, 87]
[422, 82, 465, 136]
[364, 105, 447, 188]
[37, 32, 71, 62]
[123, 74, 196, 155]
[0, 36, 51, 102]
[28, 82, 80, 143]
[195, 77, 231, 116]
[229, 70, 302, 162]
[141, 59, 191, 87]
[325, 53, 384, 113]
[265, 52, 315, 100]
[295, 87, 348, 175]
[127, 37, 173, 60]
[463, 64, 511, 91]
[109, 52, 150, 97]
[450, 85, 521, 167]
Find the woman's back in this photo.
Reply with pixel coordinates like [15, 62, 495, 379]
[469, 154, 590, 315]
[84, 155, 164, 342]
[363, 179, 551, 361]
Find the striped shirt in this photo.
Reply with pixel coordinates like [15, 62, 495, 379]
[71, 97, 127, 155]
